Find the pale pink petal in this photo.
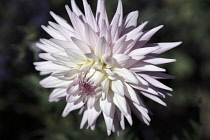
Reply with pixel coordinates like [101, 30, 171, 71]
[144, 57, 176, 65]
[139, 74, 173, 91]
[71, 37, 91, 53]
[129, 46, 160, 56]
[82, 0, 99, 32]
[111, 80, 125, 96]
[41, 25, 66, 40]
[49, 88, 66, 102]
[113, 68, 139, 85]
[122, 11, 139, 34]
[50, 11, 74, 31]
[70, 0, 85, 21]
[84, 24, 100, 50]
[152, 42, 182, 54]
[65, 48, 87, 64]
[95, 37, 111, 57]
[141, 92, 166, 106]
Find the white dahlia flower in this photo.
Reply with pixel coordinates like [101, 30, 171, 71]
[34, 0, 181, 135]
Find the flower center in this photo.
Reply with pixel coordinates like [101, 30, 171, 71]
[78, 77, 97, 96]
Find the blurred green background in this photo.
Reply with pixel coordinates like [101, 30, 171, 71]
[0, 0, 210, 139]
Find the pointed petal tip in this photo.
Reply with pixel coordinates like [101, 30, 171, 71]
[144, 21, 149, 24]
[158, 25, 164, 29]
[41, 25, 45, 29]
[163, 103, 167, 107]
[65, 5, 71, 11]
[62, 112, 67, 117]
[176, 41, 183, 46]
[134, 10, 139, 14]
[107, 130, 111, 136]
[49, 11, 54, 15]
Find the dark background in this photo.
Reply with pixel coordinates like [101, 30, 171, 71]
[0, 0, 210, 139]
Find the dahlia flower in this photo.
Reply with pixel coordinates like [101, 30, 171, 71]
[34, 0, 181, 135]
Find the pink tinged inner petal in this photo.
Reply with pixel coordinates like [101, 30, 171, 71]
[75, 73, 101, 96]
[79, 80, 97, 95]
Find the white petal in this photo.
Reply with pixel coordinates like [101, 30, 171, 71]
[113, 54, 131, 67]
[64, 69, 78, 79]
[49, 88, 66, 102]
[40, 38, 64, 51]
[90, 71, 105, 85]
[65, 48, 87, 64]
[130, 63, 166, 72]
[62, 99, 84, 117]
[110, 15, 120, 42]
[85, 53, 99, 62]
[99, 19, 109, 41]
[48, 22, 74, 41]
[123, 32, 144, 54]
[141, 72, 175, 79]
[67, 84, 79, 95]
[36, 42, 60, 53]
[134, 73, 149, 86]
[152, 42, 182, 54]
[139, 74, 173, 91]
[88, 100, 101, 126]
[129, 46, 160, 56]
[113, 68, 139, 85]
[111, 80, 125, 96]
[87, 97, 96, 109]
[71, 37, 91, 53]
[104, 69, 119, 80]
[112, 35, 127, 54]
[49, 39, 78, 50]
[144, 58, 176, 65]
[111, 0, 123, 27]
[103, 111, 114, 131]
[95, 37, 111, 58]
[100, 95, 115, 131]
[132, 102, 151, 122]
[96, 0, 109, 28]
[71, 0, 85, 21]
[84, 24, 99, 50]
[141, 25, 164, 41]
[125, 21, 148, 37]
[34, 61, 69, 72]
[83, 0, 98, 32]
[113, 93, 130, 116]
[101, 78, 110, 94]
[41, 25, 66, 40]
[114, 94, 133, 126]
[134, 25, 164, 48]
[66, 94, 80, 103]
[50, 11, 74, 31]
[116, 109, 125, 130]
[124, 83, 141, 105]
[39, 53, 55, 61]
[122, 11, 139, 34]
[133, 85, 159, 96]
[103, 57, 115, 68]
[80, 109, 88, 129]
[40, 76, 71, 88]
[141, 92, 166, 106]
[65, 5, 86, 40]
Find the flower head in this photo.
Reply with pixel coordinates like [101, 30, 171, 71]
[34, 0, 181, 135]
